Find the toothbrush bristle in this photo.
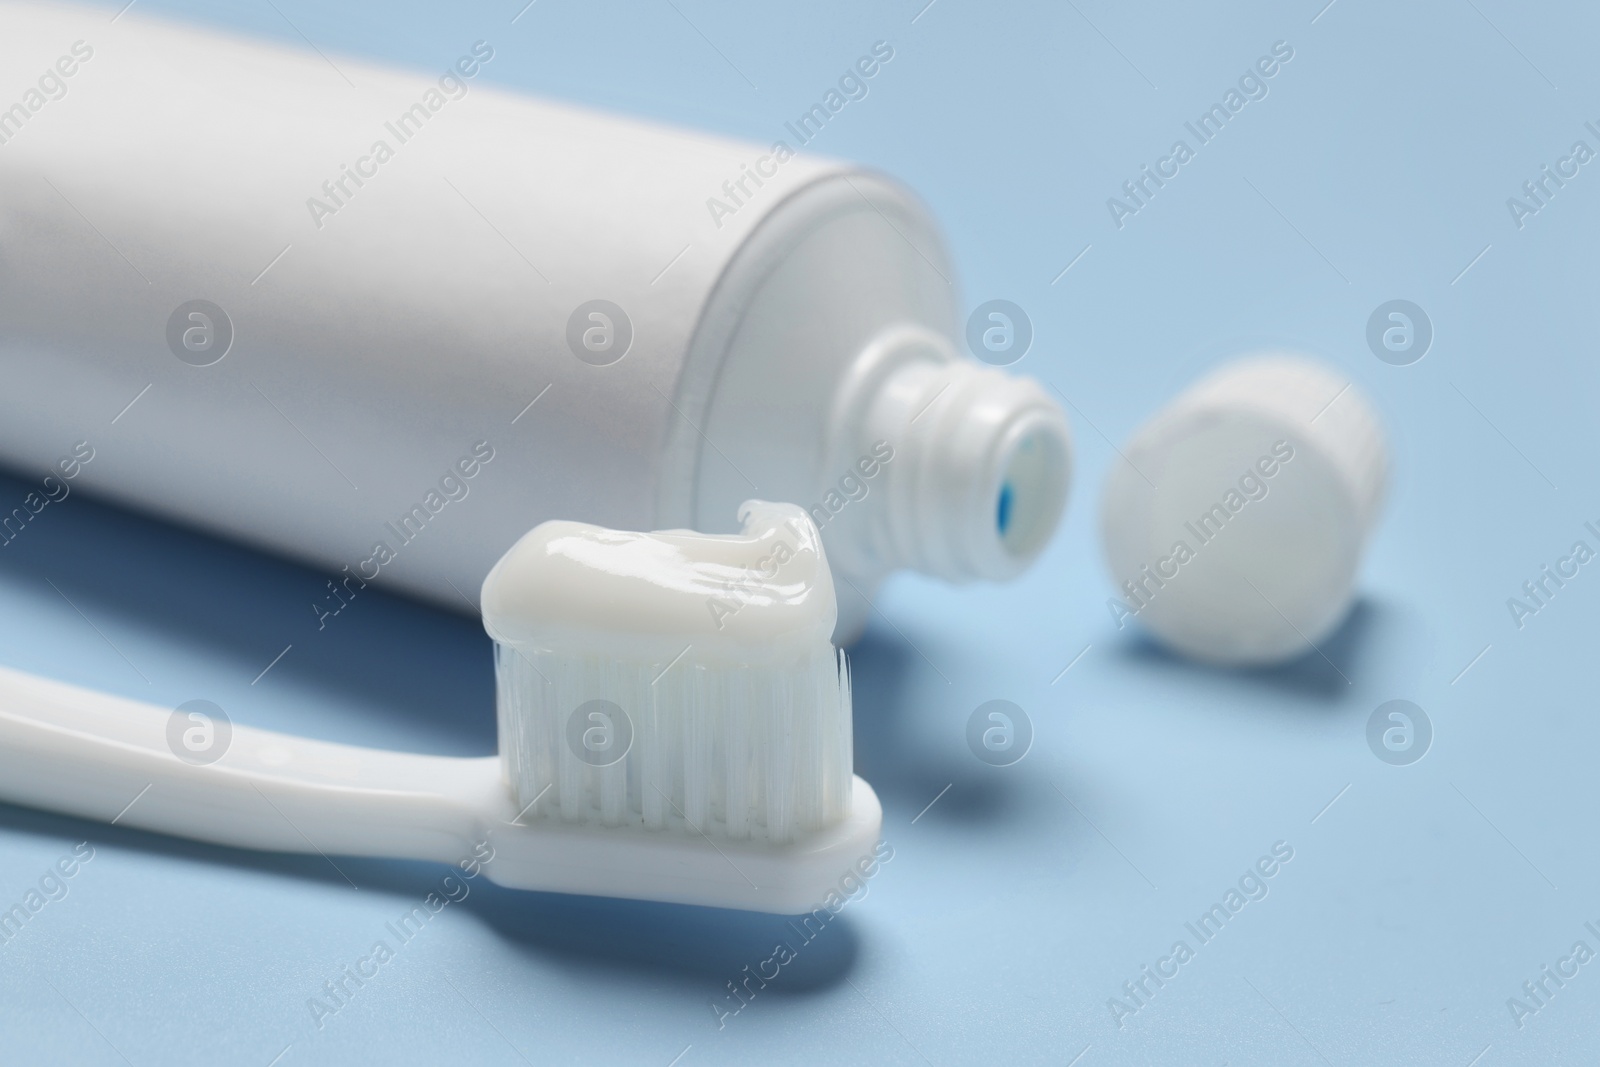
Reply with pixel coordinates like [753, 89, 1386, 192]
[495, 643, 853, 844]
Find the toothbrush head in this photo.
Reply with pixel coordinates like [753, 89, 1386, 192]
[478, 501, 884, 912]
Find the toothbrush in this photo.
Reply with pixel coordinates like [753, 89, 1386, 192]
[0, 502, 883, 913]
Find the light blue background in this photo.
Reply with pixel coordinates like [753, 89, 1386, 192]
[4, 0, 1598, 1064]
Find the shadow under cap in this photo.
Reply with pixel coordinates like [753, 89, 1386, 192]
[1110, 596, 1389, 704]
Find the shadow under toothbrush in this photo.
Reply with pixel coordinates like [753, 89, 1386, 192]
[0, 800, 865, 988]
[1107, 598, 1389, 702]
[0, 469, 498, 755]
[458, 879, 865, 993]
[846, 628, 1046, 828]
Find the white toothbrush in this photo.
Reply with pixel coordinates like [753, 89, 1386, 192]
[0, 502, 882, 913]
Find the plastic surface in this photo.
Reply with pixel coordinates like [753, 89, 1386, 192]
[0, 1, 829, 607]
[0, 648, 882, 914]
[1100, 354, 1387, 665]
[681, 185, 1074, 638]
[0, 2, 1070, 646]
[849, 343, 1073, 583]
[0, 499, 882, 912]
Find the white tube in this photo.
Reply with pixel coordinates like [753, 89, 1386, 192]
[0, 2, 1071, 638]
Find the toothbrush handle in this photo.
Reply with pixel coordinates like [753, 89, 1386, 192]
[0, 665, 501, 865]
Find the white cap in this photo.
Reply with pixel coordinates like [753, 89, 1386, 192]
[1100, 353, 1388, 666]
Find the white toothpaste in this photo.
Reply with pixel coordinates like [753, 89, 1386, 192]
[484, 502, 853, 843]
[483, 502, 831, 665]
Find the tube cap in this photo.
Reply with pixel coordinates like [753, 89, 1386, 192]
[1100, 353, 1388, 666]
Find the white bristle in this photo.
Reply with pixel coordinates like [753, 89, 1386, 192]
[495, 642, 853, 845]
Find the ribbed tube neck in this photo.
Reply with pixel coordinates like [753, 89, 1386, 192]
[826, 327, 1073, 583]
